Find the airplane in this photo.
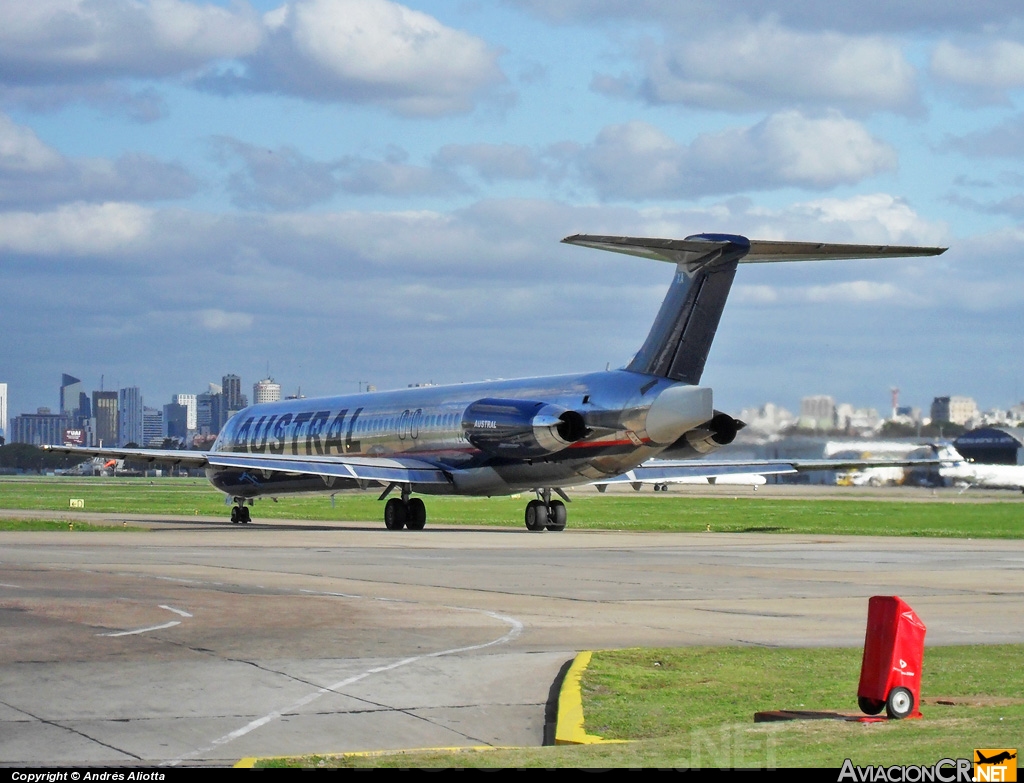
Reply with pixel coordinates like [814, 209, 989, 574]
[975, 750, 1016, 765]
[930, 444, 1024, 493]
[592, 454, 940, 492]
[45, 233, 946, 530]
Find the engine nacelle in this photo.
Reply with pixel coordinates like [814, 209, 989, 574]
[658, 411, 745, 459]
[462, 398, 588, 458]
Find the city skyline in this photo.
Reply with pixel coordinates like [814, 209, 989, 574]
[3, 3, 1024, 418]
[6, 367, 1023, 449]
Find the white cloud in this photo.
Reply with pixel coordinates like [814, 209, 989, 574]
[0, 114, 63, 171]
[734, 280, 901, 306]
[239, 0, 507, 116]
[200, 309, 255, 332]
[507, 0, 1015, 35]
[0, 112, 197, 207]
[774, 193, 947, 245]
[579, 113, 897, 200]
[803, 280, 900, 303]
[931, 39, 1024, 101]
[0, 202, 152, 255]
[434, 143, 542, 182]
[0, 0, 263, 81]
[609, 18, 918, 114]
[0, 0, 505, 117]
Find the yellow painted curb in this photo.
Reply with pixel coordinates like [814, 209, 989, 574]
[235, 650, 626, 765]
[554, 650, 629, 745]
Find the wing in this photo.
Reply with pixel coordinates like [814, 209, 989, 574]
[43, 444, 211, 468]
[597, 461, 798, 487]
[206, 452, 452, 485]
[594, 457, 941, 489]
[43, 445, 453, 486]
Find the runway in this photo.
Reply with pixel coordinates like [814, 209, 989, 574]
[1, 518, 1023, 765]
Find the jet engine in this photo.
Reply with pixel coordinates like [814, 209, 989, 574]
[658, 411, 745, 459]
[462, 398, 588, 458]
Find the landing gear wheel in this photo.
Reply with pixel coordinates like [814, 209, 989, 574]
[885, 687, 914, 719]
[406, 498, 427, 530]
[546, 500, 567, 531]
[239, 505, 251, 524]
[230, 507, 240, 524]
[384, 498, 407, 530]
[525, 499, 548, 531]
[858, 696, 884, 716]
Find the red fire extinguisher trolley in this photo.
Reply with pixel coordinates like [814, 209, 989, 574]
[857, 596, 927, 719]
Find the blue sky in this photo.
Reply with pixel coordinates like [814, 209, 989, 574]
[3, 0, 1024, 422]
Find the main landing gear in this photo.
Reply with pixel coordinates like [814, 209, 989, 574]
[524, 488, 567, 532]
[381, 484, 426, 530]
[230, 498, 251, 524]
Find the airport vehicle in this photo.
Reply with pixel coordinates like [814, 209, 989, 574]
[46, 233, 945, 530]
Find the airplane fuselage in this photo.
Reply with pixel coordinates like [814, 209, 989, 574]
[942, 461, 1024, 491]
[207, 369, 714, 499]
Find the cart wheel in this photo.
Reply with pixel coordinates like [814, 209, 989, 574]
[885, 687, 914, 719]
[858, 696, 884, 715]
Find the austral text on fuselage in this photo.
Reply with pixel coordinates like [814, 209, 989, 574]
[221, 404, 466, 457]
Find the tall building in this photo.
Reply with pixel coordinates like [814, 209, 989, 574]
[92, 390, 119, 446]
[799, 395, 836, 431]
[173, 394, 197, 431]
[0, 382, 7, 443]
[10, 408, 73, 446]
[253, 378, 281, 404]
[223, 374, 243, 411]
[61, 374, 90, 425]
[931, 396, 979, 427]
[60, 374, 82, 416]
[118, 387, 144, 446]
[143, 407, 163, 446]
[197, 393, 214, 435]
[163, 402, 188, 441]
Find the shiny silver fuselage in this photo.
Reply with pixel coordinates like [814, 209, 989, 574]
[207, 369, 705, 498]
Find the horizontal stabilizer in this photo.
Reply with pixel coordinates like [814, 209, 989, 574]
[562, 234, 946, 269]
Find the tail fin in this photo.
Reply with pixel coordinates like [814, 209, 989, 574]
[562, 233, 946, 384]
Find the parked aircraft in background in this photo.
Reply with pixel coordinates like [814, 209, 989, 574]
[932, 444, 1024, 493]
[593, 454, 939, 492]
[46, 233, 945, 530]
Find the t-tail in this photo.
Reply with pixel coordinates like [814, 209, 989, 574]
[562, 233, 947, 384]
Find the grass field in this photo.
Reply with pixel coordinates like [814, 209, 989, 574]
[258, 644, 1023, 768]
[1, 475, 1022, 537]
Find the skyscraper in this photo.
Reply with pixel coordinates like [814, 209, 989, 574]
[119, 387, 143, 446]
[253, 378, 281, 404]
[0, 382, 7, 443]
[143, 407, 163, 446]
[60, 374, 82, 416]
[92, 390, 119, 446]
[173, 394, 197, 431]
[223, 374, 242, 411]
